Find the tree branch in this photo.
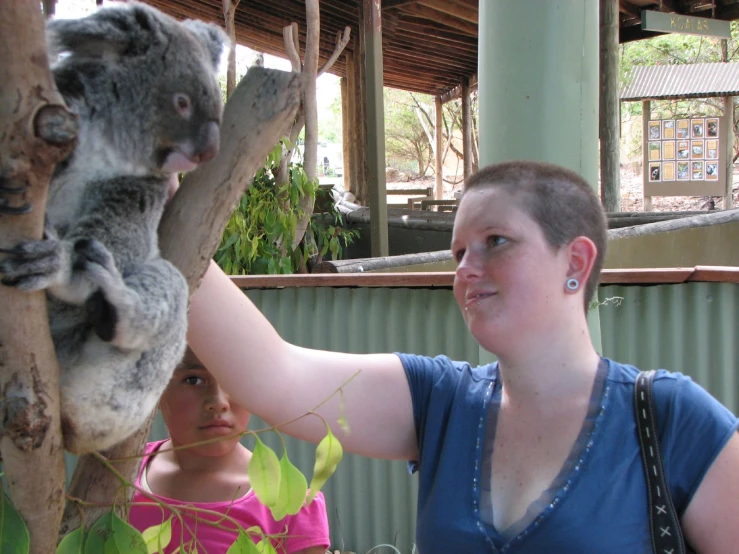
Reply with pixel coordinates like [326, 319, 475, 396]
[0, 2, 77, 553]
[318, 26, 351, 77]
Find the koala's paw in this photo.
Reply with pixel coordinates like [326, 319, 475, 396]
[0, 175, 32, 215]
[72, 239, 128, 342]
[0, 238, 61, 291]
[85, 289, 118, 342]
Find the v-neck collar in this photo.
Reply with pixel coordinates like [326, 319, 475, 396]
[478, 358, 612, 551]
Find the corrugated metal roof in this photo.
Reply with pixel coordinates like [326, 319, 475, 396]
[620, 63, 739, 101]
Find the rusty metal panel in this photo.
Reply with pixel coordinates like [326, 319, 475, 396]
[599, 282, 738, 413]
[621, 62, 739, 101]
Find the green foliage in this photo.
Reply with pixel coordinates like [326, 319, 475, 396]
[216, 142, 316, 275]
[307, 426, 343, 504]
[141, 517, 172, 554]
[216, 142, 359, 274]
[308, 189, 361, 266]
[1, 490, 30, 554]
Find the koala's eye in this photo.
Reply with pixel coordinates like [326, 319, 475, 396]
[173, 93, 192, 118]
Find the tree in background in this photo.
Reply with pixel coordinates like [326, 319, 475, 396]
[384, 88, 479, 181]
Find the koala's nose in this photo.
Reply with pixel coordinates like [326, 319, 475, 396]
[195, 121, 220, 164]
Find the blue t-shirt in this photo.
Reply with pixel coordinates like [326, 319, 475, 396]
[399, 354, 738, 554]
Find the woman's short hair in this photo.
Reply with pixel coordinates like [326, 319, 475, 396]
[463, 160, 607, 311]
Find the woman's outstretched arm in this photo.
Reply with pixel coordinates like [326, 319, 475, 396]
[187, 261, 419, 460]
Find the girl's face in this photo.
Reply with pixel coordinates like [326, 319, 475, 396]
[451, 186, 571, 354]
[160, 353, 250, 458]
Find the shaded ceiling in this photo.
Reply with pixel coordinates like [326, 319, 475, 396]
[142, 0, 739, 98]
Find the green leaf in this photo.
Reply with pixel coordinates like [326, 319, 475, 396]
[272, 452, 308, 520]
[58, 527, 85, 554]
[255, 538, 278, 554]
[307, 428, 343, 503]
[141, 517, 172, 554]
[84, 512, 113, 554]
[0, 491, 30, 554]
[248, 436, 281, 508]
[226, 531, 260, 554]
[221, 232, 239, 252]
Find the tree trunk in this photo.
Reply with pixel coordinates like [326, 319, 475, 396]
[61, 67, 301, 535]
[0, 3, 77, 553]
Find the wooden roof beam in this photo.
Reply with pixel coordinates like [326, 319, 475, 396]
[417, 0, 477, 24]
[382, 0, 420, 8]
[439, 73, 478, 104]
[398, 3, 477, 35]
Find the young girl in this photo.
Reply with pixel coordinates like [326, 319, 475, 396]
[128, 347, 330, 554]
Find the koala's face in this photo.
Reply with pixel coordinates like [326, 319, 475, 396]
[150, 37, 225, 173]
[48, 2, 230, 176]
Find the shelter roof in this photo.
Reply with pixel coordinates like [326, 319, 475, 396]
[620, 62, 739, 100]
[141, 0, 739, 98]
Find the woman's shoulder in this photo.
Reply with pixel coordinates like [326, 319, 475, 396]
[396, 352, 497, 383]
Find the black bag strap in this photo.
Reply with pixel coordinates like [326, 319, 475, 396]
[634, 370, 687, 554]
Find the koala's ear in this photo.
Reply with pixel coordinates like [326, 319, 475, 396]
[47, 4, 164, 60]
[182, 20, 231, 71]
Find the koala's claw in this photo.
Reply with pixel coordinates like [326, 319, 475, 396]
[72, 239, 116, 273]
[0, 239, 61, 291]
[0, 178, 32, 215]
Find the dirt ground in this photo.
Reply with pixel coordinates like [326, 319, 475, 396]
[387, 166, 739, 212]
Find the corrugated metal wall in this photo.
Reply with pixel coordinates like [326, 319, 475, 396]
[599, 282, 738, 413]
[64, 282, 737, 554]
[243, 287, 479, 554]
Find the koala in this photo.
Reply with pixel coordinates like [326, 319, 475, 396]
[0, 2, 228, 454]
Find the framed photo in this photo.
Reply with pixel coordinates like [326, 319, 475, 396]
[676, 119, 690, 139]
[705, 139, 718, 159]
[705, 162, 719, 180]
[691, 140, 704, 159]
[662, 119, 675, 139]
[649, 161, 661, 182]
[648, 141, 661, 161]
[662, 161, 675, 181]
[706, 118, 719, 138]
[662, 141, 675, 160]
[691, 118, 704, 138]
[692, 161, 704, 180]
[648, 121, 661, 140]
[676, 140, 690, 159]
[677, 161, 690, 180]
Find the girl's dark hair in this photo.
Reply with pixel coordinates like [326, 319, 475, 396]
[463, 160, 607, 311]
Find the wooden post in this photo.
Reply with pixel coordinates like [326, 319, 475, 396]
[722, 40, 734, 209]
[435, 95, 443, 199]
[340, 74, 351, 192]
[354, 21, 369, 205]
[642, 100, 652, 211]
[724, 96, 734, 209]
[462, 76, 473, 181]
[362, 0, 388, 256]
[599, 0, 620, 212]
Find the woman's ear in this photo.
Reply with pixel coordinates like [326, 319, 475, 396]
[565, 236, 598, 287]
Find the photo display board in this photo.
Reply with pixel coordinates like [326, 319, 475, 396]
[643, 115, 727, 197]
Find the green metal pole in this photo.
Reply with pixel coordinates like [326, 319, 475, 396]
[478, 0, 599, 186]
[477, 0, 602, 352]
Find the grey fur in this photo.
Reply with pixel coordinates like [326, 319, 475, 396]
[0, 2, 228, 453]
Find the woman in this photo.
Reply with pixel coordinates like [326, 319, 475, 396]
[188, 160, 739, 553]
